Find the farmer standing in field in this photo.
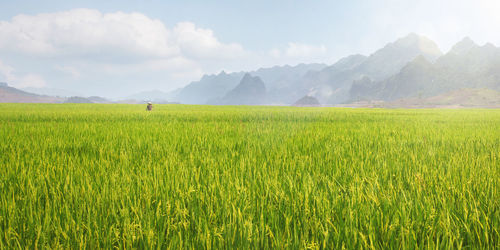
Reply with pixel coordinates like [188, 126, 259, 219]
[146, 102, 153, 111]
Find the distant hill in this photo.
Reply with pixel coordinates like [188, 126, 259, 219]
[0, 83, 64, 103]
[212, 74, 267, 105]
[62, 96, 113, 103]
[293, 96, 320, 106]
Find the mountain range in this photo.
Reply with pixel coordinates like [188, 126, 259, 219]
[350, 37, 500, 102]
[174, 63, 326, 104]
[1, 33, 499, 107]
[170, 33, 499, 106]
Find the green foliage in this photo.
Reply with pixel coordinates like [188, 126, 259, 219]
[0, 104, 499, 248]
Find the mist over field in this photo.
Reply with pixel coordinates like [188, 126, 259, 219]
[1, 1, 499, 249]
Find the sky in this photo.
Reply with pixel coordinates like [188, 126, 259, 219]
[0, 0, 500, 98]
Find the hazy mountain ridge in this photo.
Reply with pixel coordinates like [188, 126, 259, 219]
[351, 37, 500, 101]
[0, 83, 178, 104]
[0, 83, 125, 104]
[354, 33, 442, 80]
[0, 83, 65, 103]
[2, 33, 499, 107]
[173, 63, 326, 104]
[176, 33, 447, 106]
[303, 33, 444, 104]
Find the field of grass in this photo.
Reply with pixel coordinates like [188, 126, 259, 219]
[0, 104, 499, 248]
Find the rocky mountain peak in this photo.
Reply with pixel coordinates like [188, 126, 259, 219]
[237, 74, 266, 91]
[215, 74, 267, 105]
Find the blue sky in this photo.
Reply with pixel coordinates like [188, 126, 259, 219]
[1, 0, 499, 98]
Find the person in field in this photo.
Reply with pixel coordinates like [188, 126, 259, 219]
[146, 102, 153, 111]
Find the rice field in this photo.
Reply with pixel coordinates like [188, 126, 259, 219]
[0, 104, 499, 248]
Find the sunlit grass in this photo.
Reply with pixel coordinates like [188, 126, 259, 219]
[0, 104, 499, 248]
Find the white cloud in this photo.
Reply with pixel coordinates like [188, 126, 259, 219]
[173, 22, 247, 60]
[0, 60, 46, 88]
[0, 9, 247, 62]
[0, 9, 177, 59]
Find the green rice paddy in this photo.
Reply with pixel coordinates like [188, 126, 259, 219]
[0, 104, 499, 248]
